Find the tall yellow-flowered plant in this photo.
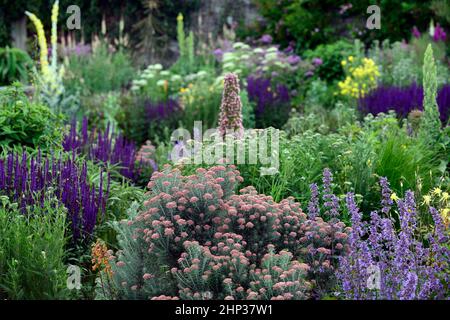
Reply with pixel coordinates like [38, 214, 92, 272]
[25, 10, 50, 79]
[338, 56, 380, 98]
[51, 0, 59, 69]
[25, 0, 66, 112]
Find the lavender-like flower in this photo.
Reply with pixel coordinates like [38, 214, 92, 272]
[379, 177, 393, 216]
[322, 168, 339, 218]
[0, 151, 109, 243]
[63, 118, 139, 180]
[307, 183, 320, 219]
[260, 34, 273, 45]
[412, 26, 421, 39]
[246, 76, 290, 124]
[338, 187, 448, 300]
[358, 83, 450, 125]
[399, 272, 418, 300]
[433, 23, 447, 42]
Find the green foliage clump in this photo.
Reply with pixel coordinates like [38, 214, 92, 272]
[0, 84, 64, 151]
[0, 197, 69, 299]
[303, 40, 355, 84]
[64, 42, 135, 95]
[0, 47, 33, 85]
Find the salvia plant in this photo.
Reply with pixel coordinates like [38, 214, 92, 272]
[145, 98, 182, 122]
[358, 82, 450, 125]
[63, 117, 138, 180]
[246, 76, 291, 128]
[0, 150, 109, 242]
[337, 177, 449, 300]
[95, 165, 349, 300]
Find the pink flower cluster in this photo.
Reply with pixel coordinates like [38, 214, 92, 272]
[248, 250, 311, 300]
[299, 217, 350, 296]
[135, 140, 156, 166]
[107, 164, 349, 299]
[218, 73, 244, 138]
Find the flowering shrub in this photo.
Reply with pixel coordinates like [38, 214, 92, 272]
[97, 165, 349, 300]
[246, 76, 291, 129]
[215, 42, 302, 85]
[0, 151, 109, 242]
[358, 83, 450, 125]
[338, 178, 449, 300]
[338, 56, 380, 98]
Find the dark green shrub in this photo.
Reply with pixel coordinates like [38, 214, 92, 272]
[303, 40, 355, 83]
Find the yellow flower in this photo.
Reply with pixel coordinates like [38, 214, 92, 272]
[441, 192, 449, 201]
[390, 193, 399, 202]
[25, 11, 49, 77]
[51, 1, 59, 67]
[422, 195, 432, 205]
[337, 57, 379, 98]
[441, 208, 449, 228]
[432, 187, 442, 196]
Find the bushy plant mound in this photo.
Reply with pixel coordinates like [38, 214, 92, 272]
[0, 197, 68, 299]
[96, 165, 349, 300]
[0, 85, 63, 151]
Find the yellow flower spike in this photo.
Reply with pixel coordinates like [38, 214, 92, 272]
[25, 11, 49, 76]
[51, 0, 59, 69]
[177, 13, 183, 22]
[341, 60, 347, 66]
